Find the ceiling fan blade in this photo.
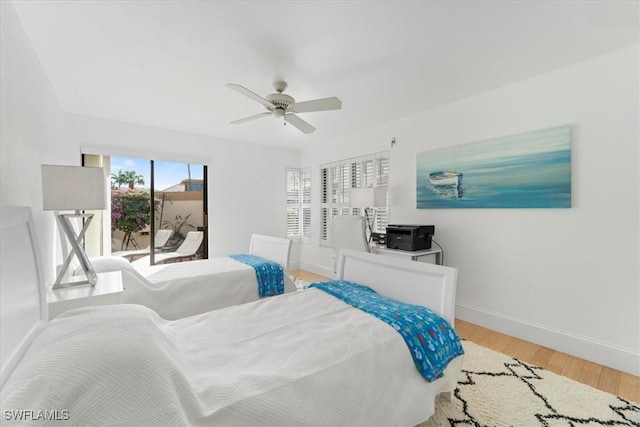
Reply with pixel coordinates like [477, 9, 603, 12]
[284, 114, 316, 134]
[227, 83, 273, 109]
[290, 97, 342, 113]
[230, 112, 272, 124]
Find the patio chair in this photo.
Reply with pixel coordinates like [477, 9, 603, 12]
[132, 231, 204, 266]
[112, 229, 174, 261]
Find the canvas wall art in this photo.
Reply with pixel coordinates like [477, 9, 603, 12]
[416, 125, 571, 208]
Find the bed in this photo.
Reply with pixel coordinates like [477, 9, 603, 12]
[85, 233, 297, 320]
[1, 206, 464, 426]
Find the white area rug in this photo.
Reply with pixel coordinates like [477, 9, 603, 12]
[420, 341, 639, 426]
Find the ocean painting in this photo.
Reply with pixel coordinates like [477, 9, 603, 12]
[416, 126, 571, 209]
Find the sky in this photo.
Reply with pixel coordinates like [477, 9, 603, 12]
[110, 156, 204, 191]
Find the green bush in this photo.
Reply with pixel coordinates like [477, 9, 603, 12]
[111, 189, 151, 250]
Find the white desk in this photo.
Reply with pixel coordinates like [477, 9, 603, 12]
[47, 271, 124, 320]
[371, 245, 443, 265]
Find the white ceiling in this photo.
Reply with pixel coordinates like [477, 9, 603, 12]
[11, 1, 639, 149]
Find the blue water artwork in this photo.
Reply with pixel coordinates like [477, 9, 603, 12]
[416, 126, 571, 209]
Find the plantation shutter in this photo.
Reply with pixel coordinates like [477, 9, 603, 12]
[286, 167, 311, 241]
[301, 168, 311, 241]
[319, 151, 390, 247]
[320, 166, 330, 241]
[286, 168, 300, 238]
[374, 154, 390, 233]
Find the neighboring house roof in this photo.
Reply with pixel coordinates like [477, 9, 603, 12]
[162, 179, 204, 192]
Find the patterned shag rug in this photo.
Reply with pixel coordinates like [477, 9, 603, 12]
[419, 341, 639, 426]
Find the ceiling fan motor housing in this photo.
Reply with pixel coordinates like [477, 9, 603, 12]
[266, 93, 295, 117]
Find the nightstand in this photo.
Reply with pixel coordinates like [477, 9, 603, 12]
[47, 271, 124, 320]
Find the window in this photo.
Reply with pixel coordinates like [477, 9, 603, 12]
[83, 153, 208, 265]
[320, 151, 389, 247]
[286, 167, 311, 242]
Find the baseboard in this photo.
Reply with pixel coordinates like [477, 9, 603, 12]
[299, 261, 334, 279]
[287, 261, 301, 271]
[456, 303, 640, 376]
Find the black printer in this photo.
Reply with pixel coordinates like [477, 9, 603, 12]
[385, 225, 435, 251]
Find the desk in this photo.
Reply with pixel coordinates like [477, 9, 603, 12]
[47, 271, 124, 320]
[371, 245, 443, 265]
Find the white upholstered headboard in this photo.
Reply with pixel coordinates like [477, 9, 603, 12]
[249, 234, 292, 271]
[337, 249, 458, 325]
[1, 206, 47, 388]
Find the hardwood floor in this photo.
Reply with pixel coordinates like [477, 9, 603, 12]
[455, 319, 640, 404]
[290, 269, 640, 404]
[290, 270, 330, 284]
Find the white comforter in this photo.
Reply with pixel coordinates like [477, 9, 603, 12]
[1, 290, 460, 426]
[90, 256, 297, 320]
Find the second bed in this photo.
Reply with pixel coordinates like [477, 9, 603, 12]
[89, 234, 297, 320]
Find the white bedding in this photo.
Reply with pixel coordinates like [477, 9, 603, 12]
[89, 256, 297, 320]
[1, 289, 461, 426]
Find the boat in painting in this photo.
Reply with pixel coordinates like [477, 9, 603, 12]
[428, 171, 463, 187]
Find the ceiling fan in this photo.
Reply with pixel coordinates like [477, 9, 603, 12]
[227, 81, 342, 134]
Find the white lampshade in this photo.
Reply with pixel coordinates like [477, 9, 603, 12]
[350, 187, 387, 208]
[41, 165, 106, 211]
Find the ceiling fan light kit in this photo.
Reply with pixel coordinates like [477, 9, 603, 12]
[227, 81, 342, 134]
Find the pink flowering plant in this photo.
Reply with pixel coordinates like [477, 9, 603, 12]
[111, 189, 152, 250]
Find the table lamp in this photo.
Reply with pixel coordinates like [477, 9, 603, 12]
[41, 165, 106, 289]
[350, 187, 387, 243]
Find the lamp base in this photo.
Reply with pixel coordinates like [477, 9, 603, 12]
[52, 212, 98, 290]
[52, 276, 91, 289]
[363, 208, 378, 244]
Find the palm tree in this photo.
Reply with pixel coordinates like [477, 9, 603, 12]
[111, 170, 145, 189]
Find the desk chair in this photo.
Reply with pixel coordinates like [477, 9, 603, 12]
[331, 215, 370, 273]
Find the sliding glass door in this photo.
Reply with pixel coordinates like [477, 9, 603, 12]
[83, 153, 208, 265]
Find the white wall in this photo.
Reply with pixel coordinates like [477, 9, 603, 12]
[66, 113, 301, 262]
[0, 2, 66, 281]
[301, 46, 639, 375]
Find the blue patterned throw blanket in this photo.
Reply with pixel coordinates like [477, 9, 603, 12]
[229, 254, 285, 297]
[309, 280, 464, 382]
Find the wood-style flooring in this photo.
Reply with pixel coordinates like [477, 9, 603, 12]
[290, 269, 640, 404]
